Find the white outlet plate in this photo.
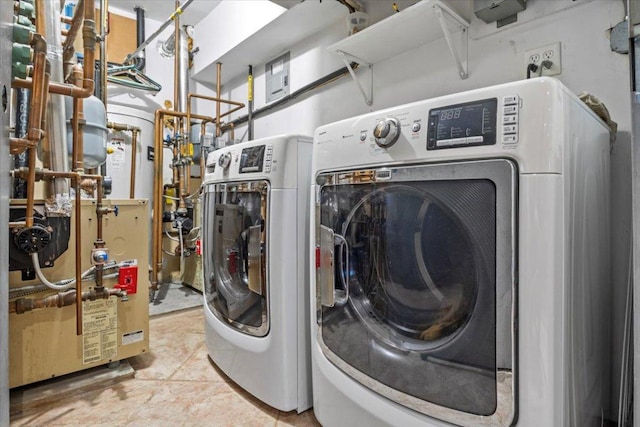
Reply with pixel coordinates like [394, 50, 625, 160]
[524, 42, 562, 78]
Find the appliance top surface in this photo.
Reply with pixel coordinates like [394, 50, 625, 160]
[312, 78, 610, 175]
[204, 134, 312, 187]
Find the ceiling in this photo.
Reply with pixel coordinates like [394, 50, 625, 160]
[106, 0, 224, 26]
[105, 0, 300, 26]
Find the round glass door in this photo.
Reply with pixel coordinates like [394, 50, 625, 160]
[340, 184, 479, 352]
[317, 168, 507, 418]
[203, 181, 269, 336]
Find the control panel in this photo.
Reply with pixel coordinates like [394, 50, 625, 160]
[501, 95, 520, 144]
[427, 98, 498, 150]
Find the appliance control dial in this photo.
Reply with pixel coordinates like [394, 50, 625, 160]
[218, 152, 232, 170]
[373, 117, 401, 148]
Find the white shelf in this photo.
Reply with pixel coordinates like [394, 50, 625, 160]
[327, 0, 469, 105]
[192, 1, 348, 87]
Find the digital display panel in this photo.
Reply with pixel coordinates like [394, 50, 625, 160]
[239, 145, 266, 173]
[427, 98, 497, 150]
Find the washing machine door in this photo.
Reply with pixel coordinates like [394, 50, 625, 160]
[315, 159, 516, 426]
[203, 180, 269, 336]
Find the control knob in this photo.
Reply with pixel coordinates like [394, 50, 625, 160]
[373, 117, 401, 148]
[218, 152, 232, 170]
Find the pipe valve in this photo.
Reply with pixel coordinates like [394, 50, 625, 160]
[91, 248, 109, 265]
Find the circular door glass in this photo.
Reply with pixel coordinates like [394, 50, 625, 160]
[338, 184, 478, 351]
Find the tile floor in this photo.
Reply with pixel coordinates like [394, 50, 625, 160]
[10, 307, 320, 427]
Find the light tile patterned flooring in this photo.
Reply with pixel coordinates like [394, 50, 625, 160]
[10, 308, 320, 427]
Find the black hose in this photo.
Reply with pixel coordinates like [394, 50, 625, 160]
[230, 63, 355, 127]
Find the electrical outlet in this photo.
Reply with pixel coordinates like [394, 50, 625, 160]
[524, 42, 562, 77]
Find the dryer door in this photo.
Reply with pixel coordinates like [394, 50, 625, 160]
[315, 159, 516, 426]
[203, 180, 269, 337]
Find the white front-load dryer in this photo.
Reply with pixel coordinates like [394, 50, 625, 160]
[202, 134, 313, 413]
[310, 78, 611, 426]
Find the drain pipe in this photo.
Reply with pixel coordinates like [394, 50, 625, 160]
[134, 6, 146, 71]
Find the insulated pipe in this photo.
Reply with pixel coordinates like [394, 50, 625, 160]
[124, 0, 195, 64]
[62, 0, 84, 77]
[43, 0, 71, 207]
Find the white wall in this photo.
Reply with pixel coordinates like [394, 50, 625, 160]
[191, 0, 631, 420]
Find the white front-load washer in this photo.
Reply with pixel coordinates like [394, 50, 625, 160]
[310, 78, 611, 426]
[202, 134, 313, 413]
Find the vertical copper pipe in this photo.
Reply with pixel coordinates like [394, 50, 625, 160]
[152, 110, 164, 290]
[151, 109, 215, 289]
[25, 39, 49, 228]
[130, 130, 138, 199]
[75, 176, 82, 335]
[35, 0, 46, 34]
[62, 0, 84, 64]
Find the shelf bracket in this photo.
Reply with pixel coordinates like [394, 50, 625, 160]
[337, 50, 373, 106]
[433, 4, 468, 80]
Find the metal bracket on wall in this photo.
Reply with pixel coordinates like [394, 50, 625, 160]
[434, 4, 468, 80]
[336, 51, 373, 106]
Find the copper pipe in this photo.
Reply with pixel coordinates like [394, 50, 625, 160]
[75, 175, 82, 335]
[17, 0, 95, 99]
[13, 287, 127, 314]
[61, 29, 69, 36]
[10, 138, 38, 152]
[61, 16, 73, 24]
[187, 93, 245, 122]
[221, 122, 235, 141]
[35, 0, 46, 34]
[62, 0, 84, 65]
[25, 36, 49, 229]
[107, 121, 142, 199]
[151, 109, 216, 290]
[130, 129, 138, 199]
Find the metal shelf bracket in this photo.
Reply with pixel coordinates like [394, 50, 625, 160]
[337, 51, 373, 106]
[433, 4, 468, 80]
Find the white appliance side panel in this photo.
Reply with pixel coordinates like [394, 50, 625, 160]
[561, 96, 611, 426]
[517, 175, 565, 427]
[205, 189, 299, 412]
[296, 140, 313, 412]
